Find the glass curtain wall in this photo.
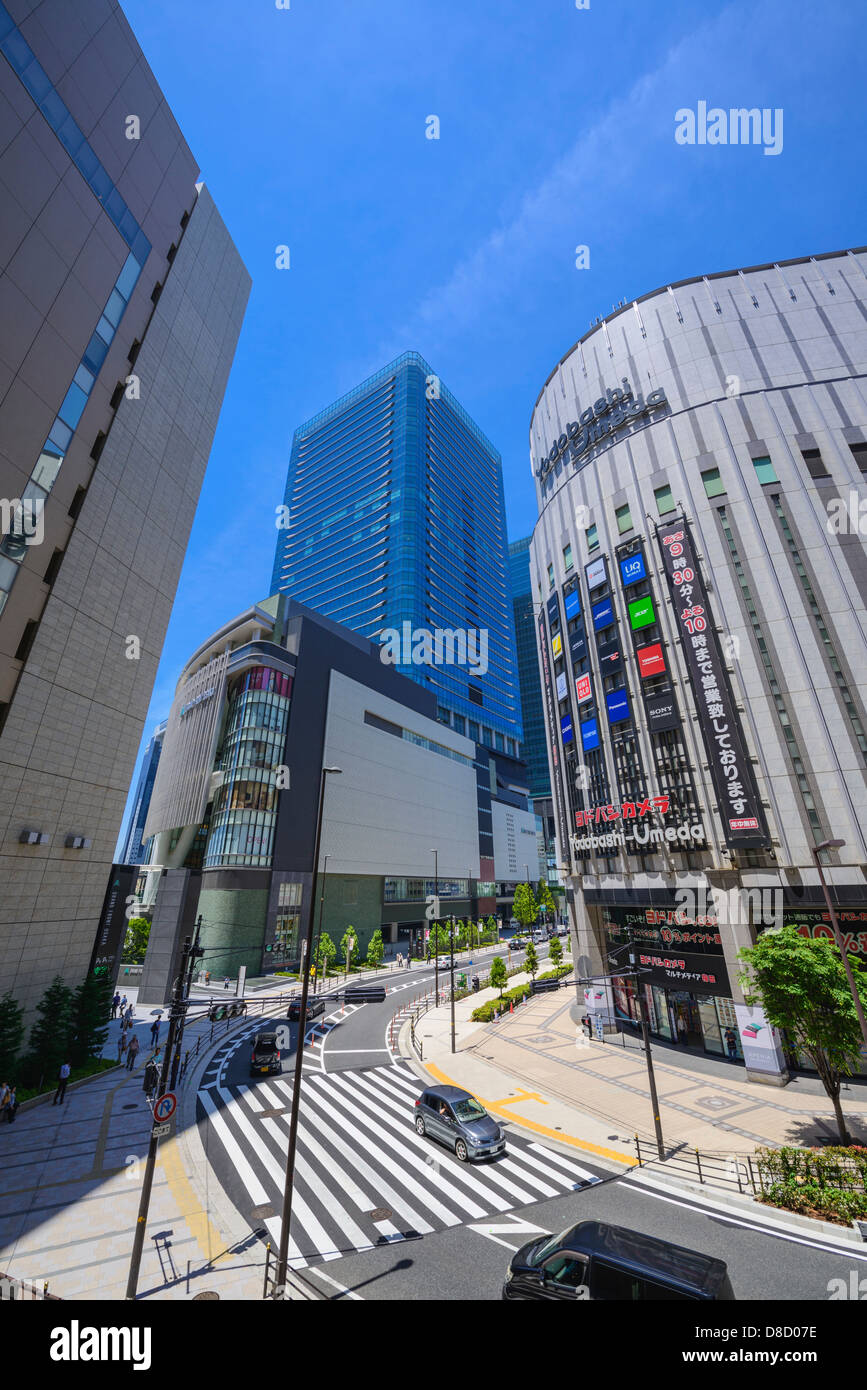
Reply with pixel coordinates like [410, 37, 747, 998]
[205, 666, 292, 868]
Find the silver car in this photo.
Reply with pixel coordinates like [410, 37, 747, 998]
[414, 1084, 506, 1161]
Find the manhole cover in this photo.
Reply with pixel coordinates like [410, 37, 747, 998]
[257, 1107, 288, 1120]
[193, 1291, 220, 1300]
[696, 1095, 738, 1111]
[251, 1204, 275, 1220]
[527, 1034, 556, 1044]
[369, 1207, 392, 1222]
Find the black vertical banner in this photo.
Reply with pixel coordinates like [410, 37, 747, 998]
[90, 863, 137, 975]
[537, 609, 571, 862]
[656, 518, 768, 849]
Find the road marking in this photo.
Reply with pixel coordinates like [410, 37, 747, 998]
[492, 1087, 548, 1109]
[422, 1061, 636, 1166]
[467, 1217, 550, 1252]
[325, 1048, 392, 1054]
[308, 1268, 364, 1300]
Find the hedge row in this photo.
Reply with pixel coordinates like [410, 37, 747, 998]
[755, 1145, 867, 1192]
[758, 1181, 867, 1225]
[470, 966, 573, 1022]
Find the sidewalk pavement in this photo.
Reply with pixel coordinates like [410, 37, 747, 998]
[0, 981, 320, 1301]
[406, 979, 867, 1165]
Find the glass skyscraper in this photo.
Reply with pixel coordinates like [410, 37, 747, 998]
[119, 720, 168, 865]
[271, 352, 522, 752]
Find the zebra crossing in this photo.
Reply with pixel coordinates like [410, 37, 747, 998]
[197, 1061, 599, 1270]
[200, 1005, 365, 1087]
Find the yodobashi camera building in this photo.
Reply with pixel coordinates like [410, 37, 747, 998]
[529, 249, 867, 1083]
[137, 596, 540, 996]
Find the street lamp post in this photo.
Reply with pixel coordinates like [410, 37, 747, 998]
[449, 914, 456, 1053]
[626, 936, 665, 1161]
[274, 765, 341, 1298]
[431, 848, 439, 1002]
[812, 839, 867, 1052]
[312, 854, 328, 995]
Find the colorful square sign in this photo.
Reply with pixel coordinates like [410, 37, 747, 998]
[620, 551, 647, 586]
[564, 588, 581, 621]
[592, 597, 614, 631]
[580, 717, 600, 750]
[605, 688, 630, 724]
[552, 632, 562, 658]
[636, 642, 666, 677]
[575, 673, 592, 704]
[628, 595, 655, 630]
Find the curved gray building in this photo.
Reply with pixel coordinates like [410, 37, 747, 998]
[529, 248, 867, 1082]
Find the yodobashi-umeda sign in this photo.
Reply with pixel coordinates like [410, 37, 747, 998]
[536, 380, 669, 481]
[656, 517, 769, 850]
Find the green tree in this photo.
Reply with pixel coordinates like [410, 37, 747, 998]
[535, 880, 556, 925]
[316, 931, 337, 977]
[123, 916, 151, 964]
[429, 921, 450, 957]
[340, 927, 358, 973]
[454, 919, 467, 952]
[23, 975, 73, 1089]
[739, 925, 867, 1145]
[513, 883, 538, 928]
[69, 969, 113, 1068]
[484, 915, 498, 942]
[548, 935, 563, 969]
[366, 928, 385, 970]
[524, 941, 539, 979]
[489, 955, 508, 997]
[0, 991, 24, 1080]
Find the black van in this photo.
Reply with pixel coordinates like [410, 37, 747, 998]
[249, 1032, 282, 1077]
[503, 1220, 734, 1301]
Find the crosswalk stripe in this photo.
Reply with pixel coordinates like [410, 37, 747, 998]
[354, 1070, 518, 1210]
[295, 1073, 479, 1225]
[527, 1141, 601, 1183]
[270, 1077, 436, 1237]
[240, 1084, 374, 1257]
[500, 1143, 586, 1192]
[321, 1071, 495, 1220]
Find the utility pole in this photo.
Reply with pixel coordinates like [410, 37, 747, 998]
[312, 854, 328, 995]
[171, 915, 203, 1091]
[813, 839, 867, 1051]
[431, 848, 439, 1003]
[449, 914, 456, 1053]
[126, 934, 190, 1300]
[274, 765, 341, 1299]
[627, 936, 666, 1161]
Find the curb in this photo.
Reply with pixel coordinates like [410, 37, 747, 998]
[624, 1165, 867, 1249]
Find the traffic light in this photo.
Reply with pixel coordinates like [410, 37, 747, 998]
[343, 985, 387, 1004]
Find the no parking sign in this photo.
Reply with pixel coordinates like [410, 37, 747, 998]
[152, 1091, 177, 1124]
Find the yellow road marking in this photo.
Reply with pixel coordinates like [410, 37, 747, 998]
[423, 1061, 637, 1167]
[492, 1087, 548, 1108]
[158, 1134, 232, 1265]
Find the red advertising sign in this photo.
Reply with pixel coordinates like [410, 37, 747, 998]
[636, 642, 666, 678]
[575, 673, 592, 704]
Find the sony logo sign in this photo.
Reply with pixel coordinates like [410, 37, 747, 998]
[536, 380, 668, 482]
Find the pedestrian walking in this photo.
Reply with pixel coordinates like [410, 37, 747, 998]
[125, 1003, 134, 1025]
[142, 1058, 159, 1098]
[53, 1061, 71, 1105]
[205, 971, 210, 986]
[5, 1085, 17, 1123]
[126, 1035, 140, 1070]
[676, 1017, 688, 1046]
[117, 1032, 128, 1064]
[150, 1019, 160, 1047]
[111, 992, 120, 1019]
[724, 1026, 738, 1060]
[0, 1081, 8, 1119]
[119, 994, 128, 1017]
[223, 976, 230, 990]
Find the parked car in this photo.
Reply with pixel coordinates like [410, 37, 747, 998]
[288, 995, 326, 1023]
[503, 1220, 734, 1301]
[414, 1084, 505, 1162]
[249, 1032, 282, 1077]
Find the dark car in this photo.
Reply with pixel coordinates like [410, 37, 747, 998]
[414, 1084, 505, 1162]
[503, 1220, 734, 1301]
[288, 995, 326, 1023]
[249, 1032, 281, 1077]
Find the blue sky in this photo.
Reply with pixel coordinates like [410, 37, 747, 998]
[115, 0, 867, 852]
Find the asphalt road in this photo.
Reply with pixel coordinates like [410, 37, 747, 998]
[194, 934, 865, 1302]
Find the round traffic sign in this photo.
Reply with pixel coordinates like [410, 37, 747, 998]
[153, 1091, 177, 1123]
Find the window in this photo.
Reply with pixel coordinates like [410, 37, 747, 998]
[453, 714, 465, 735]
[592, 1262, 689, 1301]
[586, 523, 599, 551]
[615, 503, 632, 535]
[542, 1254, 588, 1290]
[752, 455, 778, 485]
[15, 620, 38, 663]
[547, 562, 555, 589]
[468, 720, 479, 742]
[849, 442, 867, 473]
[563, 543, 573, 571]
[701, 467, 725, 499]
[654, 483, 675, 515]
[801, 448, 830, 480]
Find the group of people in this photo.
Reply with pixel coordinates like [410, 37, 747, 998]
[0, 1081, 18, 1123]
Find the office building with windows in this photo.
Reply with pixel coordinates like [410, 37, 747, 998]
[530, 248, 867, 1081]
[508, 536, 557, 880]
[271, 351, 523, 756]
[118, 719, 167, 865]
[137, 595, 540, 993]
[0, 0, 250, 1011]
